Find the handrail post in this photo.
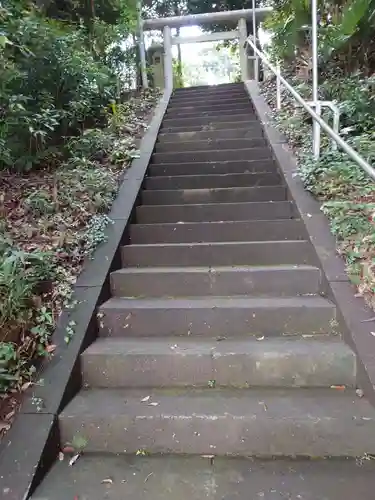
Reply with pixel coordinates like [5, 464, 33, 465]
[163, 25, 173, 91]
[313, 101, 321, 159]
[332, 106, 339, 151]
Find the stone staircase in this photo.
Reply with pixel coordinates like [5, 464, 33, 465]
[52, 84, 375, 461]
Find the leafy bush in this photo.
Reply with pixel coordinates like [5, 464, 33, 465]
[0, 0, 137, 171]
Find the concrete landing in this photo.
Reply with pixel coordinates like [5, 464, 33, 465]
[32, 455, 375, 500]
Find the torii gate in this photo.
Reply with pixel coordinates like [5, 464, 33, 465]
[138, 6, 272, 90]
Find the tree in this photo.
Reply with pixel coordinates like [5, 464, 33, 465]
[264, 0, 375, 75]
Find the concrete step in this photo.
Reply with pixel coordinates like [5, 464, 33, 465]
[32, 455, 375, 500]
[111, 265, 321, 297]
[161, 114, 256, 128]
[168, 94, 249, 107]
[161, 121, 263, 133]
[165, 108, 256, 119]
[167, 97, 251, 110]
[82, 337, 355, 389]
[98, 296, 336, 338]
[171, 88, 246, 100]
[129, 219, 306, 244]
[151, 148, 272, 165]
[170, 92, 248, 103]
[149, 159, 277, 177]
[155, 137, 266, 153]
[58, 388, 375, 456]
[136, 201, 297, 223]
[145, 173, 282, 190]
[141, 186, 287, 206]
[173, 83, 243, 92]
[121, 241, 315, 268]
[157, 128, 264, 143]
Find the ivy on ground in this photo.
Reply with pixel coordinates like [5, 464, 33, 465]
[0, 89, 160, 434]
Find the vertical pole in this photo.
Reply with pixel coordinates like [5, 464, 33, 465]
[163, 25, 173, 90]
[276, 63, 281, 110]
[311, 0, 320, 159]
[332, 107, 339, 150]
[252, 0, 259, 81]
[313, 102, 321, 159]
[137, 0, 148, 89]
[238, 18, 248, 81]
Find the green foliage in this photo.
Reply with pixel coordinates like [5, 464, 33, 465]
[265, 0, 375, 74]
[0, 87, 160, 395]
[0, 0, 137, 171]
[261, 69, 375, 306]
[0, 238, 57, 391]
[0, 0, 160, 399]
[173, 60, 184, 88]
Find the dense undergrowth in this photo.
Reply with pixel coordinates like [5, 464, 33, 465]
[0, 0, 161, 432]
[261, 70, 375, 308]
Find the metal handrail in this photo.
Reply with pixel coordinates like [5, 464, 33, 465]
[245, 36, 375, 181]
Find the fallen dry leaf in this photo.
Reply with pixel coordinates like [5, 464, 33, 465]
[356, 389, 364, 398]
[21, 381, 33, 392]
[0, 422, 11, 432]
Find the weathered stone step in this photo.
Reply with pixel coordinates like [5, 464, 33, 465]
[98, 296, 336, 338]
[161, 120, 263, 133]
[151, 148, 272, 165]
[173, 83, 242, 92]
[161, 114, 256, 128]
[111, 265, 320, 297]
[149, 159, 276, 177]
[121, 241, 315, 268]
[171, 88, 246, 99]
[142, 186, 287, 206]
[59, 388, 375, 456]
[155, 137, 266, 153]
[168, 94, 249, 107]
[129, 219, 305, 244]
[32, 455, 375, 500]
[157, 128, 264, 143]
[136, 201, 297, 223]
[170, 91, 248, 102]
[166, 108, 255, 119]
[82, 337, 355, 389]
[145, 172, 281, 191]
[167, 97, 251, 110]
